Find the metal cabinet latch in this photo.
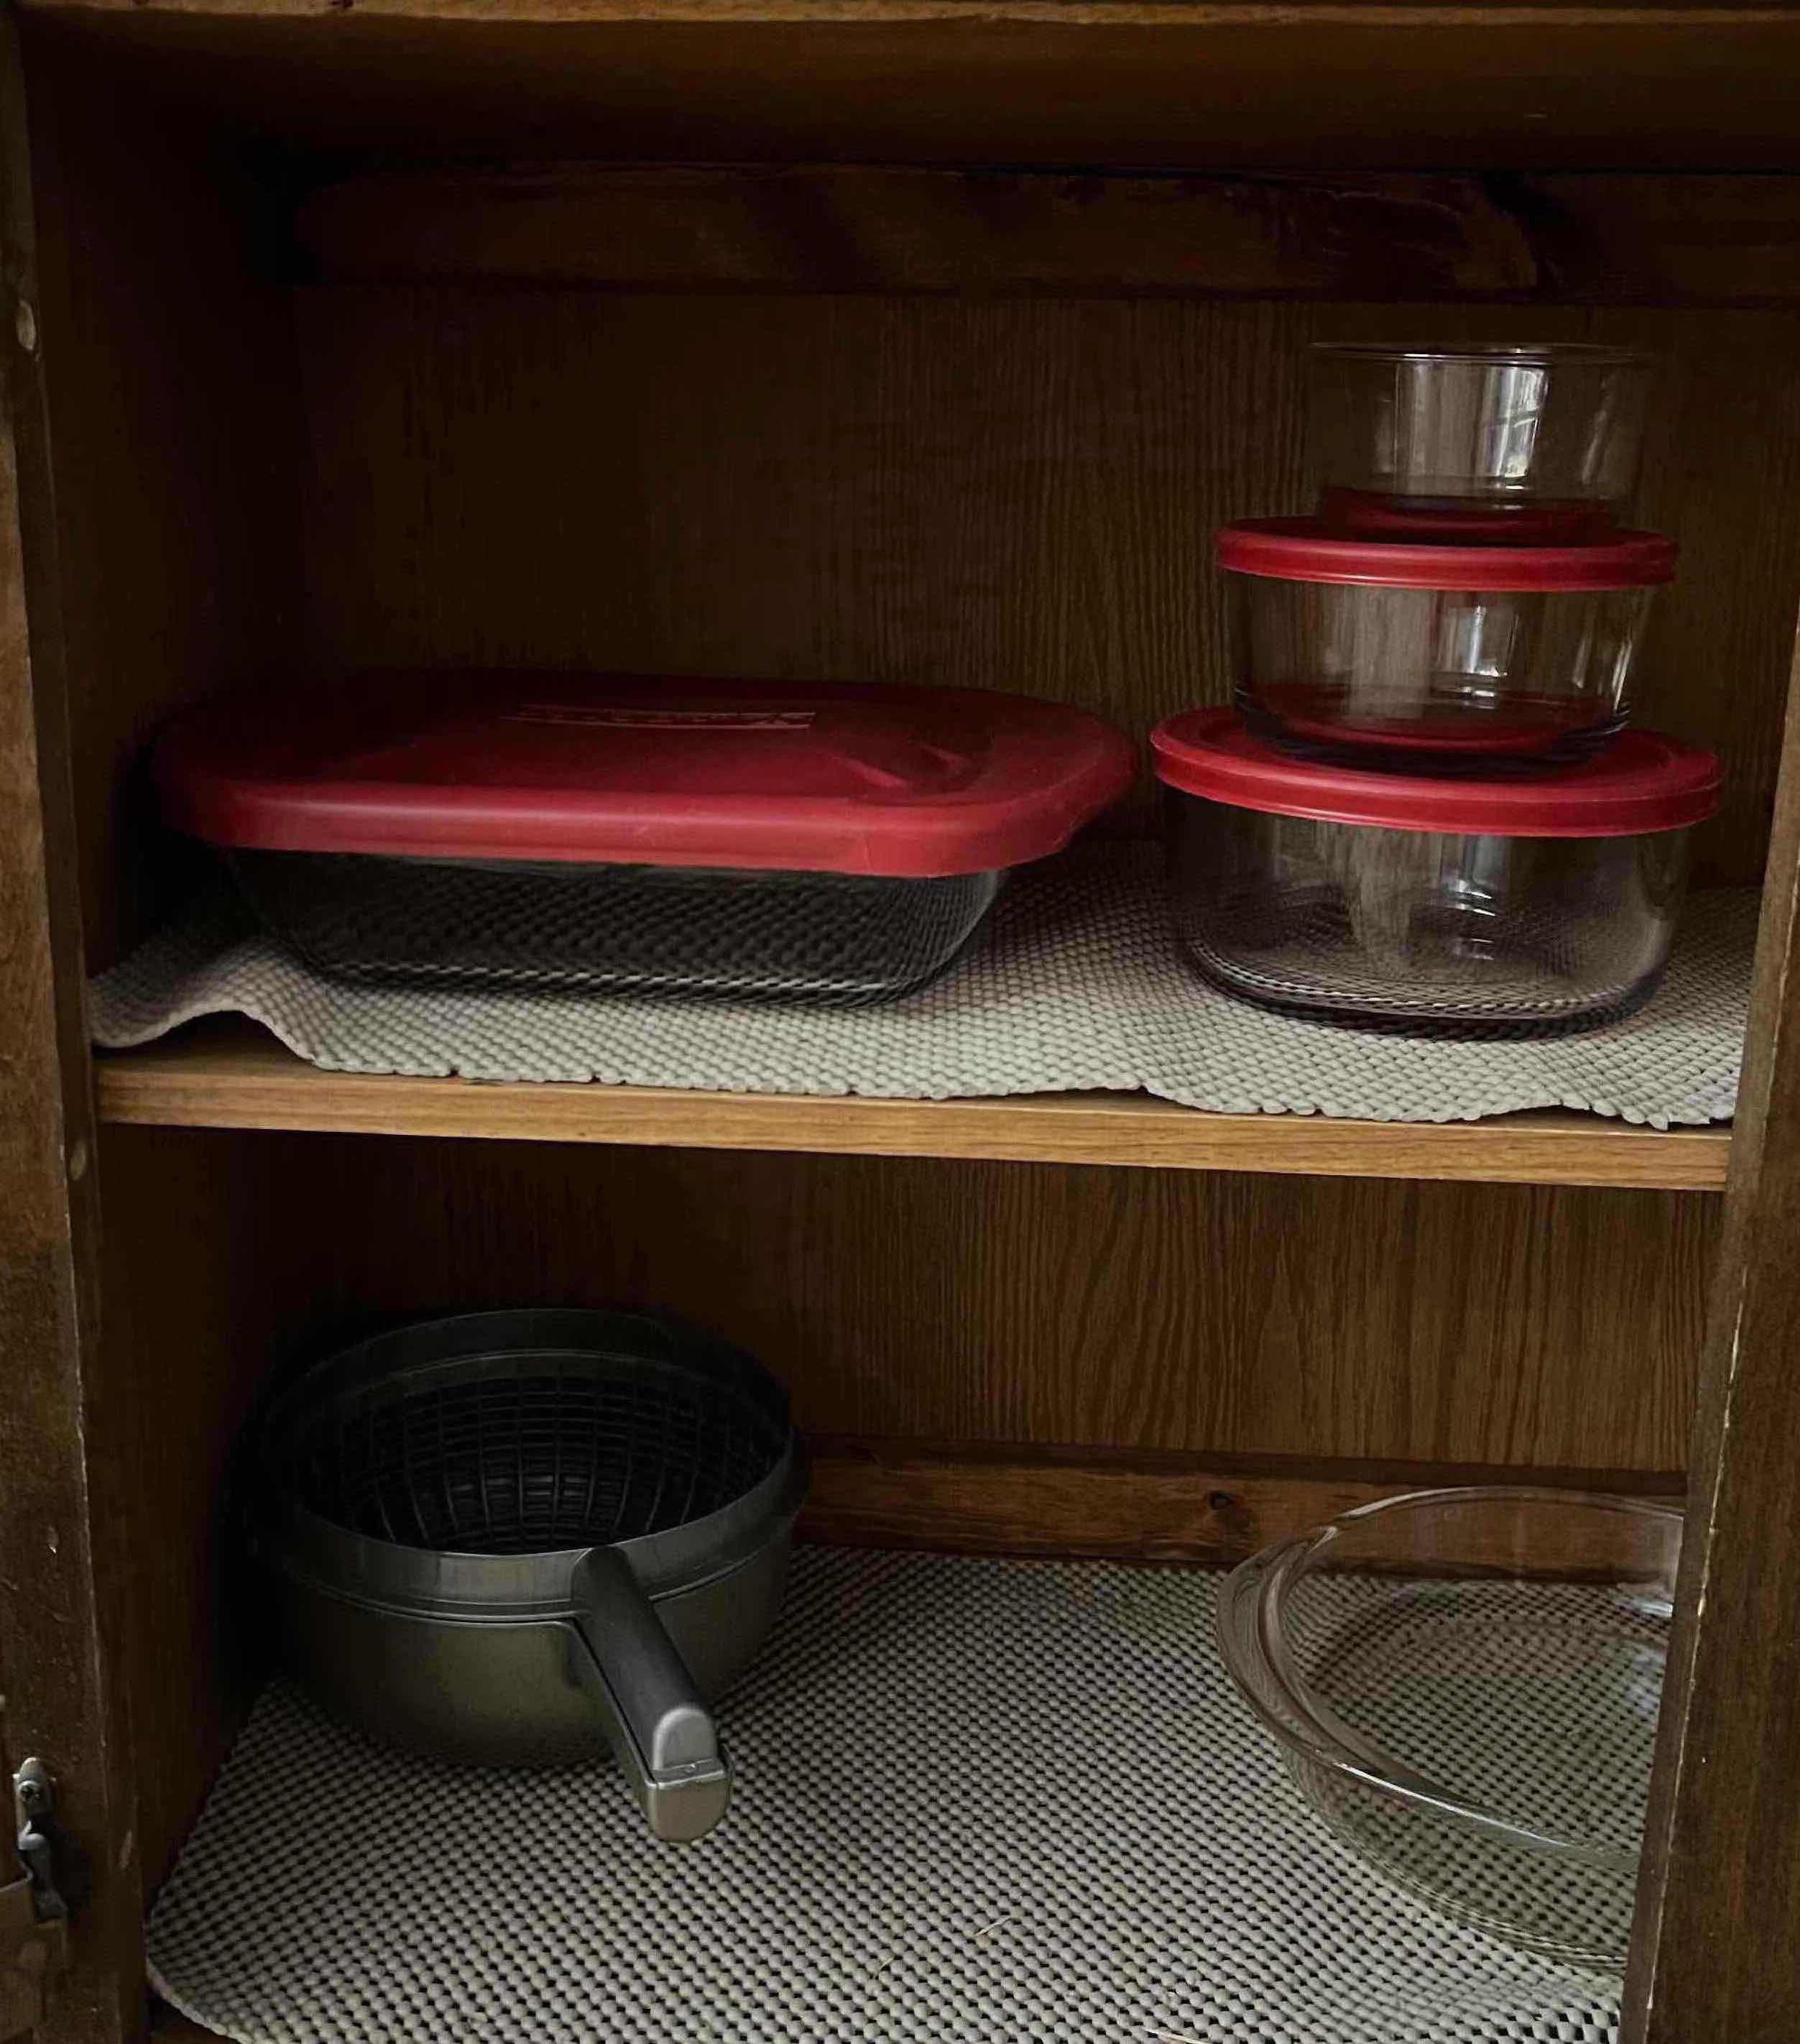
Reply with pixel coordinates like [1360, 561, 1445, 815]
[13, 1762, 68, 1923]
[0, 1761, 71, 2041]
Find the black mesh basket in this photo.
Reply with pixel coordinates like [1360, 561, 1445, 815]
[230, 849, 1004, 1005]
[275, 1355, 789, 1556]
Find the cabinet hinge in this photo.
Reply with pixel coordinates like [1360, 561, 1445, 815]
[0, 1762, 71, 2041]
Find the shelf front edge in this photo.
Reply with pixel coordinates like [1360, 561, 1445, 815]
[91, 1034, 1732, 1188]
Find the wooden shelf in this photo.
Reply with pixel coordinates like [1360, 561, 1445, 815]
[295, 163, 1800, 309]
[94, 1023, 1732, 1189]
[25, 0, 1800, 175]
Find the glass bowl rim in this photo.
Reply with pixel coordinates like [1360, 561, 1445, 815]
[1306, 341, 1654, 368]
[1215, 1483, 1684, 1869]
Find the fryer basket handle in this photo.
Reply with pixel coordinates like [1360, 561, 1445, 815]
[566, 1546, 732, 1842]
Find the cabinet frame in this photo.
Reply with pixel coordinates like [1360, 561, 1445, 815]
[4, 6, 1800, 2036]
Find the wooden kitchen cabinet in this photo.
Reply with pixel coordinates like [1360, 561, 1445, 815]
[3, 1, 1800, 2035]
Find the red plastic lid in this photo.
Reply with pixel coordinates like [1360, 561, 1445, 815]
[1315, 487, 1621, 548]
[1215, 517, 1676, 591]
[1252, 681, 1614, 758]
[155, 673, 1137, 878]
[1151, 709, 1720, 837]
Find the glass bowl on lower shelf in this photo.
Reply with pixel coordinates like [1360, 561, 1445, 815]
[1215, 1486, 1683, 1971]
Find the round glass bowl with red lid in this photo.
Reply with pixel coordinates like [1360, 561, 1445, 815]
[1217, 520, 1676, 772]
[1151, 709, 1720, 1036]
[1307, 342, 1654, 544]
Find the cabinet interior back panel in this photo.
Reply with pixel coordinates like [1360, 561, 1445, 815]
[296, 289, 1800, 885]
[107, 1126, 1714, 1480]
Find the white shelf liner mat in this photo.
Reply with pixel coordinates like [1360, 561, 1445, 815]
[93, 847, 1752, 1127]
[149, 1548, 1622, 2044]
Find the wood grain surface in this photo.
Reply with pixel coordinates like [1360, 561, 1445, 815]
[103, 1124, 1714, 1471]
[20, 30, 301, 973]
[298, 165, 1800, 310]
[1626, 640, 1800, 2039]
[93, 1023, 1735, 1191]
[96, 1128, 300, 1897]
[9, 42, 313, 2032]
[0, 26, 147, 2043]
[295, 287, 1800, 883]
[21, 8, 1800, 177]
[802, 1437, 1685, 1564]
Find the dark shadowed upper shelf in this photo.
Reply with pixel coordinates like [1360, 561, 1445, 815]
[20, 0, 1800, 175]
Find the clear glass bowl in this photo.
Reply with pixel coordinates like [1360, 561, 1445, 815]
[1151, 711, 1717, 1038]
[1309, 343, 1653, 543]
[1229, 576, 1656, 770]
[1216, 1487, 1683, 1970]
[1164, 789, 1689, 1036]
[1215, 520, 1675, 772]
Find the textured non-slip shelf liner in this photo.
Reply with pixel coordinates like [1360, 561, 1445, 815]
[149, 1549, 1623, 2044]
[93, 848, 1753, 1128]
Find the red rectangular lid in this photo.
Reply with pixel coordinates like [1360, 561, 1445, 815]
[155, 673, 1135, 878]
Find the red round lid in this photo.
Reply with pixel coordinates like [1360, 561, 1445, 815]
[1150, 709, 1720, 837]
[155, 673, 1137, 878]
[1215, 517, 1676, 591]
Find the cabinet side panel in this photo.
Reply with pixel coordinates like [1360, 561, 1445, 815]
[1626, 636, 1800, 2038]
[0, 24, 146, 2044]
[20, 18, 303, 975]
[8, 24, 308, 2018]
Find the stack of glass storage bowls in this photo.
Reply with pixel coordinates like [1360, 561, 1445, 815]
[1153, 344, 1721, 1036]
